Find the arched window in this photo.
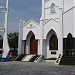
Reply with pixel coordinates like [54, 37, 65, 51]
[66, 33, 74, 49]
[49, 34, 58, 50]
[67, 33, 72, 38]
[50, 3, 56, 13]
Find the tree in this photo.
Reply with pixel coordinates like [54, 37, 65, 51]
[8, 32, 19, 57]
[8, 32, 19, 49]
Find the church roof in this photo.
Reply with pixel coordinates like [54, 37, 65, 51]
[22, 20, 40, 27]
[44, 18, 59, 25]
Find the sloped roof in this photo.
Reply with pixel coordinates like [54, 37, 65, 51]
[44, 18, 59, 25]
[23, 20, 40, 27]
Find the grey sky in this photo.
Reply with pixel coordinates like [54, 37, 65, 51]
[0, 0, 41, 33]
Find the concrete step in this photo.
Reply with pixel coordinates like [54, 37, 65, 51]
[15, 54, 25, 61]
[21, 55, 35, 61]
[60, 56, 75, 65]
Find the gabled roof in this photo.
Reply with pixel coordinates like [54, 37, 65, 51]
[63, 6, 75, 14]
[44, 18, 59, 25]
[22, 20, 40, 27]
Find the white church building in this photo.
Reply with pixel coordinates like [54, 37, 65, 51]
[18, 0, 75, 64]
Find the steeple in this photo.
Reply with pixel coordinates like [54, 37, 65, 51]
[42, 0, 45, 20]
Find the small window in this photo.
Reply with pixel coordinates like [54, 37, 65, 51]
[50, 3, 56, 13]
[51, 52, 56, 54]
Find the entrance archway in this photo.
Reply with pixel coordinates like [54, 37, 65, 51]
[30, 34, 37, 55]
[64, 33, 75, 56]
[46, 29, 58, 51]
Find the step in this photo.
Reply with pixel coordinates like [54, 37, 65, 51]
[15, 54, 25, 61]
[21, 55, 35, 62]
[14, 54, 21, 61]
[29, 55, 39, 62]
[60, 56, 75, 65]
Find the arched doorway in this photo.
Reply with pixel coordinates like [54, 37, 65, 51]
[66, 33, 74, 49]
[49, 34, 58, 50]
[64, 33, 75, 56]
[46, 29, 58, 57]
[30, 34, 38, 55]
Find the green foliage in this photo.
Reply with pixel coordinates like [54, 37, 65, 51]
[0, 32, 19, 49]
[8, 32, 19, 49]
[0, 32, 18, 58]
[8, 32, 19, 57]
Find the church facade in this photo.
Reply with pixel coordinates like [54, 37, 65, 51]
[18, 0, 75, 63]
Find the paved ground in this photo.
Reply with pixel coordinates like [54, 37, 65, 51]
[0, 61, 75, 75]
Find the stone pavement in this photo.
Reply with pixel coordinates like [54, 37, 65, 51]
[0, 61, 75, 75]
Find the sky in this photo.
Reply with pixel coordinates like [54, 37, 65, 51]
[0, 0, 41, 33]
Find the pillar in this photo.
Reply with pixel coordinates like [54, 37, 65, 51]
[2, 0, 10, 58]
[58, 8, 63, 56]
[18, 19, 23, 55]
[40, 17, 44, 55]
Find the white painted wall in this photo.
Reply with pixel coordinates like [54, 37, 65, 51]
[45, 0, 60, 20]
[63, 8, 74, 38]
[74, 2, 75, 37]
[44, 19, 59, 39]
[43, 18, 60, 58]
[22, 20, 40, 40]
[37, 40, 40, 55]
[45, 7, 59, 19]
[64, 0, 74, 12]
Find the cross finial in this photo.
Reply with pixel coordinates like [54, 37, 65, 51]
[23, 20, 25, 24]
[20, 18, 23, 24]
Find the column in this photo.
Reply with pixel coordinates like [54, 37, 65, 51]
[58, 8, 63, 55]
[18, 19, 23, 55]
[40, 18, 44, 55]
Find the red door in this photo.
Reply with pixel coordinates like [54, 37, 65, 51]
[30, 34, 37, 55]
